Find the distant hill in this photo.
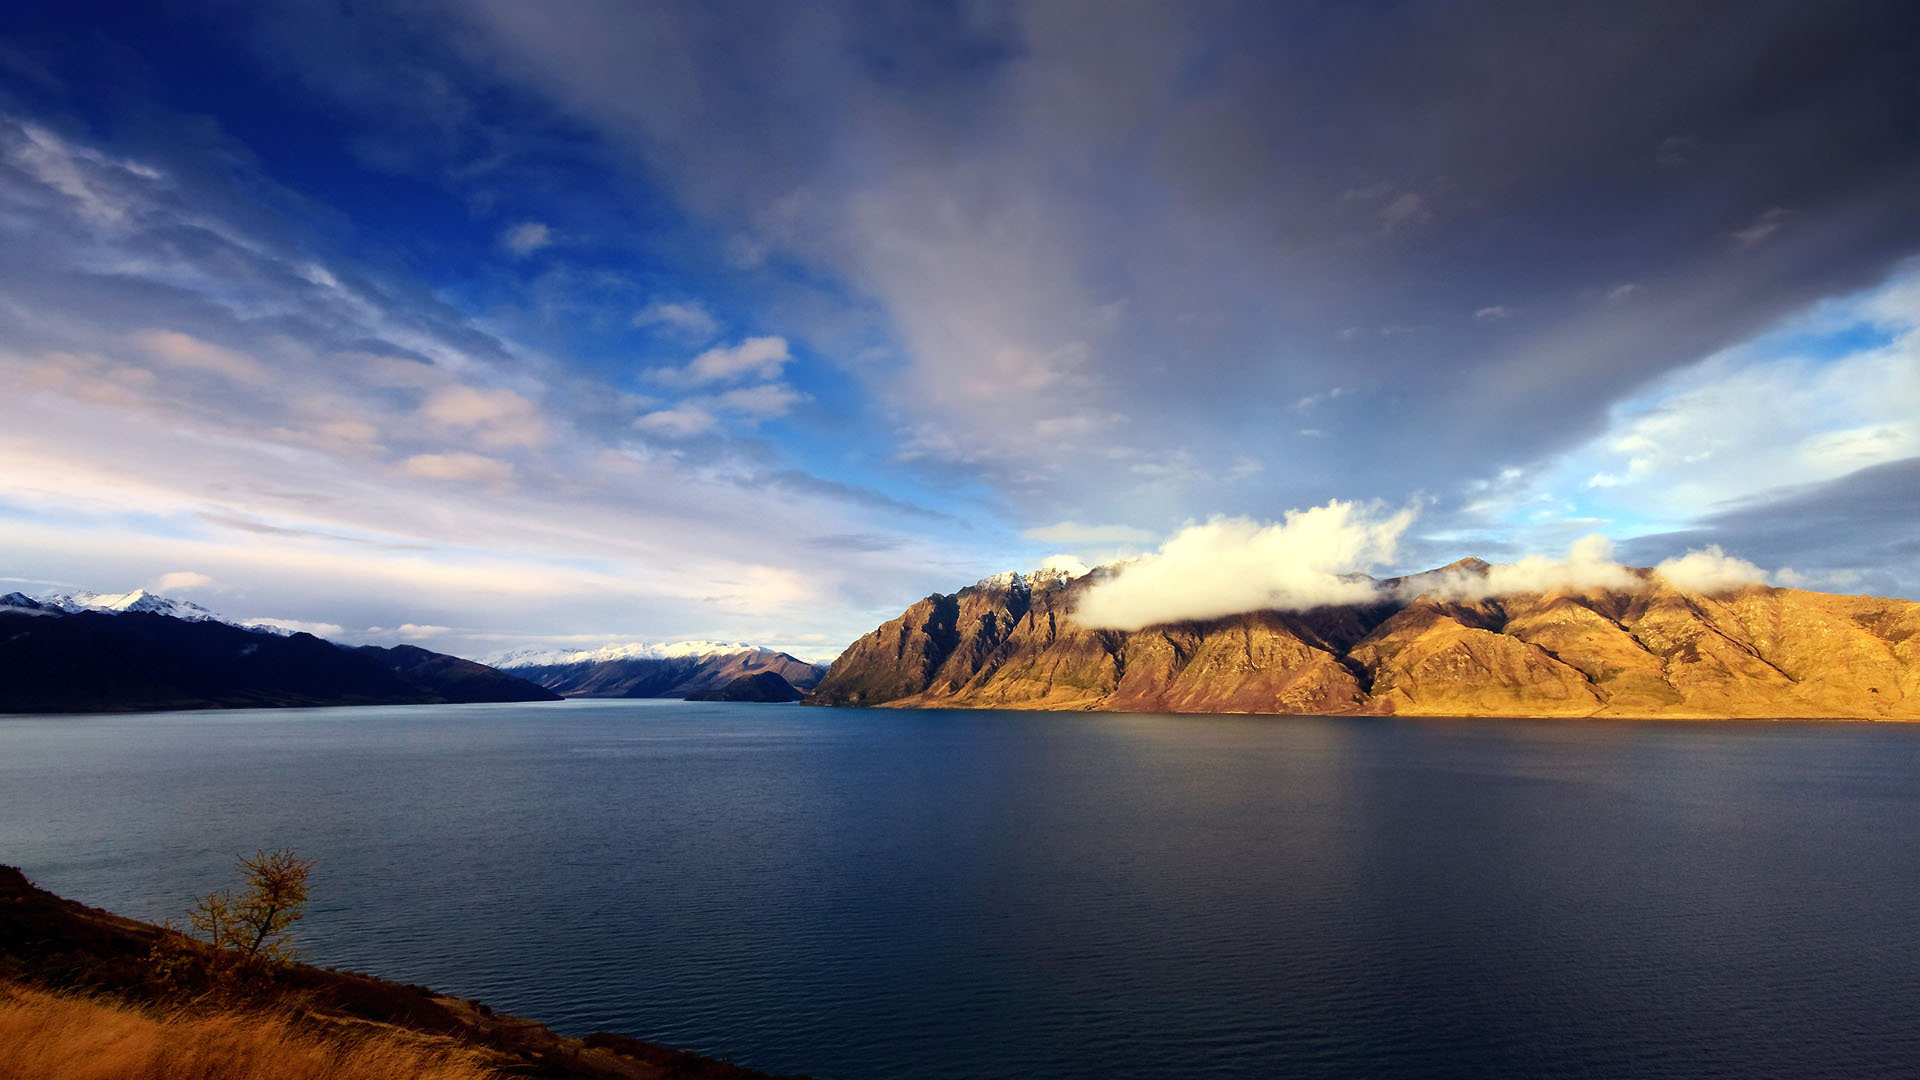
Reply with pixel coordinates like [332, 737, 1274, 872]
[685, 671, 807, 702]
[0, 595, 558, 713]
[496, 642, 827, 700]
[808, 565, 1920, 719]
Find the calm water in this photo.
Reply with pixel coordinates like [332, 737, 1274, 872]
[3, 701, 1918, 1079]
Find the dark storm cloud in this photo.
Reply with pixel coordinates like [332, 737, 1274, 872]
[319, 0, 1915, 524]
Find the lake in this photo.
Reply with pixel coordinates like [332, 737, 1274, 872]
[3, 701, 1917, 1078]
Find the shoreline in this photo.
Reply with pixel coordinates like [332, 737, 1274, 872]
[0, 865, 804, 1080]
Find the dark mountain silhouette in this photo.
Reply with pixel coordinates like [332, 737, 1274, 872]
[0, 606, 557, 713]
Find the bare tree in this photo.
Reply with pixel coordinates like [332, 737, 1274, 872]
[189, 849, 316, 969]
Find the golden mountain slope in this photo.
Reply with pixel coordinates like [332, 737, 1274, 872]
[809, 568, 1920, 719]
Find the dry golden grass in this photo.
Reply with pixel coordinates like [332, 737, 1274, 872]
[0, 982, 500, 1080]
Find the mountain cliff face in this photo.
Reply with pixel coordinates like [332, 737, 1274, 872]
[807, 567, 1920, 719]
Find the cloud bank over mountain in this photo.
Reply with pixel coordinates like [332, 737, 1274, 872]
[1072, 508, 1780, 628]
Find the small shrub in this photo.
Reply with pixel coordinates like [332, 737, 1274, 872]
[188, 849, 316, 972]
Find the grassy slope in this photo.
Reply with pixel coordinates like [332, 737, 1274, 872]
[0, 983, 494, 1080]
[0, 866, 800, 1080]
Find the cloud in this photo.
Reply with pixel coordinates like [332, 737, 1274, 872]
[710, 382, 806, 417]
[1072, 502, 1415, 630]
[632, 404, 716, 438]
[1655, 134, 1701, 167]
[1616, 457, 1920, 602]
[7, 121, 152, 226]
[1498, 275, 1920, 526]
[399, 451, 514, 484]
[418, 384, 548, 448]
[0, 109, 999, 663]
[246, 616, 346, 638]
[1377, 191, 1433, 233]
[168, 2, 1920, 545]
[501, 221, 553, 256]
[651, 336, 791, 387]
[634, 299, 721, 342]
[1409, 535, 1640, 601]
[134, 330, 267, 385]
[631, 383, 805, 435]
[1292, 386, 1348, 412]
[154, 570, 213, 591]
[1654, 545, 1768, 594]
[1039, 554, 1093, 578]
[1023, 521, 1157, 546]
[1474, 305, 1513, 321]
[1731, 207, 1790, 250]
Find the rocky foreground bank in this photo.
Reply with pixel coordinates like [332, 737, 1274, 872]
[0, 866, 800, 1080]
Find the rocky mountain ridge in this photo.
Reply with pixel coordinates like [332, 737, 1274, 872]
[807, 565, 1920, 718]
[500, 648, 827, 700]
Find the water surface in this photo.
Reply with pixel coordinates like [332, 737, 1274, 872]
[3, 702, 1917, 1078]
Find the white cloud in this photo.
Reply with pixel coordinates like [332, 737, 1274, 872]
[419, 384, 548, 448]
[711, 382, 806, 417]
[1484, 534, 1638, 595]
[1072, 502, 1416, 630]
[1475, 305, 1513, 321]
[1293, 386, 1348, 412]
[632, 404, 716, 438]
[1775, 567, 1862, 590]
[502, 221, 552, 256]
[155, 570, 213, 591]
[246, 617, 346, 638]
[1410, 534, 1639, 601]
[634, 299, 721, 342]
[651, 336, 791, 387]
[1039, 554, 1092, 578]
[400, 451, 514, 484]
[1655, 545, 1768, 594]
[134, 330, 267, 385]
[7, 122, 153, 227]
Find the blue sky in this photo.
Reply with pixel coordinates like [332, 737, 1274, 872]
[1, 1, 1916, 660]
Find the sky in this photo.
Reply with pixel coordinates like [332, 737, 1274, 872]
[1, 1, 1916, 661]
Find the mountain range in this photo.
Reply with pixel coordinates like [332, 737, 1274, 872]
[494, 643, 827, 702]
[0, 592, 557, 713]
[806, 562, 1920, 719]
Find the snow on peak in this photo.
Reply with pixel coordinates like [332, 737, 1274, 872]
[39, 589, 227, 623]
[29, 588, 294, 636]
[486, 639, 764, 669]
[974, 561, 1093, 593]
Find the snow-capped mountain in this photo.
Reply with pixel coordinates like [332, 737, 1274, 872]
[484, 640, 762, 669]
[23, 589, 294, 636]
[489, 640, 829, 699]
